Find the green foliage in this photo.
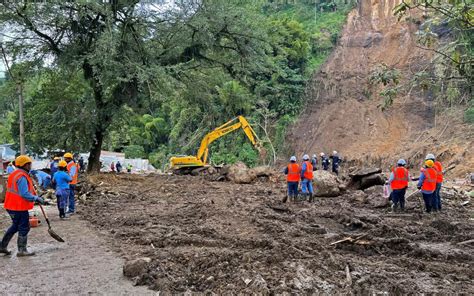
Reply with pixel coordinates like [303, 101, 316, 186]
[124, 145, 146, 159]
[369, 64, 401, 109]
[464, 107, 474, 124]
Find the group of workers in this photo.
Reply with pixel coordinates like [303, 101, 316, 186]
[0, 153, 78, 256]
[283, 151, 342, 202]
[388, 153, 443, 213]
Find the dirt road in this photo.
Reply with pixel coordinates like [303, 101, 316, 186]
[0, 205, 154, 295]
[79, 174, 473, 294]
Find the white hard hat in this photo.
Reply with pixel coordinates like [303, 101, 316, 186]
[312, 154, 317, 158]
[320, 152, 325, 156]
[333, 151, 338, 155]
[290, 156, 297, 162]
[303, 154, 309, 160]
[397, 159, 406, 166]
[425, 153, 435, 160]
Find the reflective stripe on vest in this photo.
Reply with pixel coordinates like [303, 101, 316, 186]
[4, 169, 36, 211]
[287, 163, 300, 182]
[303, 161, 313, 180]
[391, 167, 409, 190]
[434, 161, 443, 183]
[67, 161, 78, 185]
[422, 167, 437, 192]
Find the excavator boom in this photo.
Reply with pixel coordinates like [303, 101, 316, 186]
[169, 116, 261, 170]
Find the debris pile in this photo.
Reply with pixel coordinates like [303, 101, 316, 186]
[348, 168, 385, 190]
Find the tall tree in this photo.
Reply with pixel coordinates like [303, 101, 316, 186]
[0, 1, 268, 172]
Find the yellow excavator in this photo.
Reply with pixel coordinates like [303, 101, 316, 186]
[169, 116, 262, 172]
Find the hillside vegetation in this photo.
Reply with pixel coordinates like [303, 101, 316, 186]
[0, 1, 352, 169]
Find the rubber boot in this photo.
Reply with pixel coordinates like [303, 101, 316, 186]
[0, 232, 14, 255]
[309, 194, 314, 203]
[17, 235, 35, 257]
[282, 195, 288, 203]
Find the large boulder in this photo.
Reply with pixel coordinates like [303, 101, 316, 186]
[123, 257, 151, 278]
[364, 185, 389, 208]
[313, 170, 345, 197]
[227, 162, 254, 184]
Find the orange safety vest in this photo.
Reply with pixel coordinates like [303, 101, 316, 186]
[434, 161, 443, 183]
[287, 163, 301, 182]
[67, 161, 79, 185]
[422, 167, 437, 192]
[391, 167, 409, 190]
[303, 161, 313, 180]
[4, 169, 36, 211]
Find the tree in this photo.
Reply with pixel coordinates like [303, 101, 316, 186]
[0, 1, 270, 172]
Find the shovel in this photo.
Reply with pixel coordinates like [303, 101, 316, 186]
[38, 204, 65, 242]
[406, 189, 424, 213]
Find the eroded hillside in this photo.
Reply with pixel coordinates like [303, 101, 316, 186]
[289, 0, 473, 177]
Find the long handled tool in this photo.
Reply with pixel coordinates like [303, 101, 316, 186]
[38, 204, 65, 242]
[406, 189, 424, 213]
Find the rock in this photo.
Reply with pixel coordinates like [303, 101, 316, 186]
[249, 166, 274, 177]
[349, 168, 382, 179]
[313, 170, 344, 197]
[123, 257, 151, 278]
[350, 190, 368, 203]
[359, 174, 385, 190]
[364, 185, 389, 208]
[227, 162, 255, 184]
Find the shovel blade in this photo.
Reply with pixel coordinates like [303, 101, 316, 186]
[48, 228, 65, 242]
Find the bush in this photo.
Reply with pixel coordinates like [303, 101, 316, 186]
[464, 107, 474, 124]
[124, 145, 145, 159]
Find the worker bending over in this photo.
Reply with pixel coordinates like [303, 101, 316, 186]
[388, 159, 410, 212]
[64, 153, 78, 215]
[320, 153, 329, 171]
[283, 156, 300, 203]
[52, 161, 72, 219]
[0, 155, 45, 256]
[300, 154, 314, 202]
[417, 159, 437, 213]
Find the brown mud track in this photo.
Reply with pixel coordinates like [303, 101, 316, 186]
[79, 174, 473, 294]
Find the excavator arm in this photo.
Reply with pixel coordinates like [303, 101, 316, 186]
[170, 116, 261, 170]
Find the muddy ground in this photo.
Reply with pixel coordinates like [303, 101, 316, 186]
[0, 205, 153, 294]
[76, 173, 473, 294]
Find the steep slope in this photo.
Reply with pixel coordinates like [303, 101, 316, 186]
[289, 0, 473, 177]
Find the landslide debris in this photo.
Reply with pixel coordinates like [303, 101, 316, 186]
[78, 174, 473, 294]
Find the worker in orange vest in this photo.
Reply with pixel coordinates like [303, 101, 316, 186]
[388, 159, 410, 212]
[300, 154, 314, 202]
[64, 152, 78, 215]
[283, 156, 300, 203]
[417, 159, 437, 213]
[0, 155, 45, 256]
[425, 154, 443, 211]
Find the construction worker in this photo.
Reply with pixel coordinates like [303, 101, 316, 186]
[64, 152, 78, 215]
[330, 151, 341, 175]
[426, 154, 443, 211]
[417, 159, 437, 213]
[300, 154, 314, 202]
[0, 155, 45, 256]
[116, 161, 122, 173]
[31, 170, 52, 190]
[52, 160, 72, 219]
[126, 163, 133, 173]
[78, 156, 85, 173]
[283, 156, 300, 203]
[6, 162, 14, 174]
[321, 153, 330, 170]
[388, 159, 410, 212]
[311, 154, 318, 171]
[110, 161, 115, 172]
[50, 157, 60, 175]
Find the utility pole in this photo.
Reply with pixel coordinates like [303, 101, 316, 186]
[0, 42, 26, 154]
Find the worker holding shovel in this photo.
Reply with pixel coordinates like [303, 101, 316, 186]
[52, 161, 72, 219]
[0, 155, 45, 256]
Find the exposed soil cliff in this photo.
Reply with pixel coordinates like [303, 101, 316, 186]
[289, 0, 473, 177]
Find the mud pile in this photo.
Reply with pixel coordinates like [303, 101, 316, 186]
[78, 174, 473, 294]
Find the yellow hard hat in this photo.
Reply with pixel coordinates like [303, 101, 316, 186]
[64, 152, 73, 159]
[15, 155, 33, 167]
[58, 160, 68, 168]
[425, 159, 434, 168]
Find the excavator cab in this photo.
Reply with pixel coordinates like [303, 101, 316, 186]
[169, 116, 262, 172]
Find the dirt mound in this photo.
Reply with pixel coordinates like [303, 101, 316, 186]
[288, 0, 473, 178]
[78, 174, 473, 294]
